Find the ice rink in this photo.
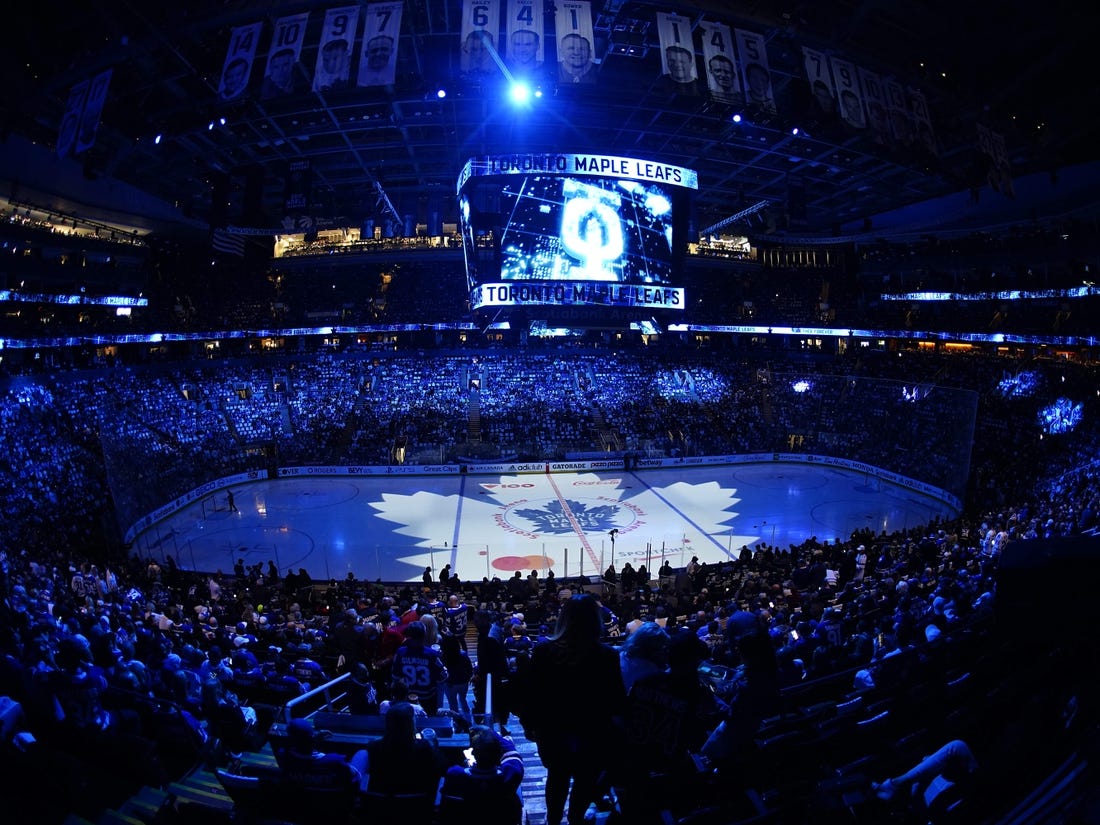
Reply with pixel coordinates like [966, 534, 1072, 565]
[133, 463, 958, 583]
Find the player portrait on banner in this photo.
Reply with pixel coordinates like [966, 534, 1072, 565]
[461, 0, 501, 79]
[506, 0, 544, 78]
[219, 22, 263, 101]
[802, 46, 836, 126]
[261, 13, 309, 100]
[908, 88, 938, 156]
[701, 21, 740, 104]
[555, 0, 596, 85]
[858, 67, 889, 145]
[829, 56, 866, 130]
[358, 2, 403, 87]
[656, 13, 697, 95]
[734, 29, 775, 115]
[313, 6, 360, 92]
[884, 79, 912, 147]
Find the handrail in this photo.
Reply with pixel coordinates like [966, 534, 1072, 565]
[284, 670, 351, 721]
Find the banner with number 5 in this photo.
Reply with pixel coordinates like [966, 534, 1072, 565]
[734, 28, 775, 114]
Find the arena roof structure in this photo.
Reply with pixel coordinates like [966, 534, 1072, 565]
[1, 0, 1096, 243]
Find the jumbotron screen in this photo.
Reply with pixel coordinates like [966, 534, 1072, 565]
[458, 154, 697, 312]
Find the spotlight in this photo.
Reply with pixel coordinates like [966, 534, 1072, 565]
[509, 81, 531, 104]
[208, 121, 214, 130]
[154, 134, 162, 145]
[791, 126, 799, 135]
[219, 117, 227, 126]
[436, 88, 447, 99]
[731, 113, 742, 123]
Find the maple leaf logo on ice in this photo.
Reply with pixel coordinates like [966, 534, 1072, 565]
[512, 500, 621, 534]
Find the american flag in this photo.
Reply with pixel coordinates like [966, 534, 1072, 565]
[211, 227, 246, 257]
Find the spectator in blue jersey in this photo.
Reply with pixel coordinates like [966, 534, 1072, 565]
[290, 645, 328, 689]
[444, 593, 470, 650]
[391, 620, 448, 714]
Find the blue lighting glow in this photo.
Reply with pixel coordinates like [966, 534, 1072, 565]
[509, 82, 532, 104]
[791, 380, 812, 393]
[1038, 397, 1083, 435]
[997, 370, 1041, 398]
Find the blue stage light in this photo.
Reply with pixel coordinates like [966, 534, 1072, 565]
[509, 81, 531, 104]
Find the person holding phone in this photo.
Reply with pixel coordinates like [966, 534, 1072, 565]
[439, 725, 524, 820]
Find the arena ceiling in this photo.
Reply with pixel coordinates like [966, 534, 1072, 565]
[1, 0, 1096, 243]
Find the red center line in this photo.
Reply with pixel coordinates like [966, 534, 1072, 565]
[544, 471, 601, 571]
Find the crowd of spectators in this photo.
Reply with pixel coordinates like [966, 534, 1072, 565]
[0, 347, 1097, 555]
[0, 425, 1096, 821]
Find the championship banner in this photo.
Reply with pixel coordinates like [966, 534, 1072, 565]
[884, 79, 912, 145]
[829, 56, 865, 129]
[801, 46, 835, 121]
[700, 21, 739, 103]
[555, 0, 596, 84]
[313, 5, 360, 92]
[219, 22, 263, 101]
[734, 28, 775, 114]
[908, 88, 937, 155]
[57, 80, 89, 158]
[505, 0, 544, 77]
[284, 159, 312, 215]
[461, 0, 502, 78]
[458, 153, 699, 192]
[73, 69, 112, 155]
[262, 12, 310, 99]
[357, 1, 403, 87]
[656, 12, 697, 90]
[857, 67, 888, 143]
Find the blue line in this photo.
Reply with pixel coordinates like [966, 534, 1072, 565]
[449, 473, 466, 565]
[629, 471, 735, 558]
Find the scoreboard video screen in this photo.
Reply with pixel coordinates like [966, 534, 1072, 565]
[458, 154, 697, 312]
